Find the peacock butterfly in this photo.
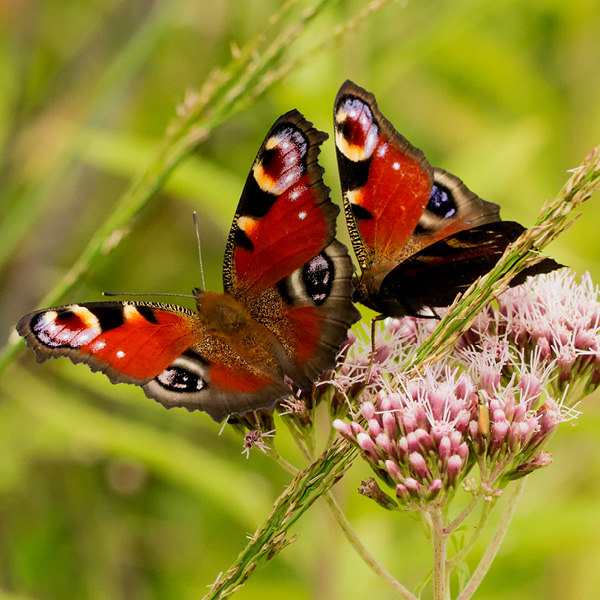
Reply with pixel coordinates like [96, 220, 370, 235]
[17, 111, 361, 422]
[333, 80, 560, 319]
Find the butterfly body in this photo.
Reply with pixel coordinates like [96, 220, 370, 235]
[334, 81, 560, 318]
[18, 111, 360, 422]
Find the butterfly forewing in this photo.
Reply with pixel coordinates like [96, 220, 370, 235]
[17, 302, 199, 384]
[223, 110, 337, 297]
[334, 82, 433, 269]
[222, 110, 360, 392]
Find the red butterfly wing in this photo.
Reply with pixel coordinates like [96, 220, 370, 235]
[335, 80, 559, 318]
[223, 110, 338, 296]
[17, 302, 198, 383]
[334, 81, 501, 271]
[17, 301, 291, 422]
[263, 239, 359, 391]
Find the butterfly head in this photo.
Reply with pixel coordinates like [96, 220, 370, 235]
[192, 286, 205, 309]
[352, 265, 394, 315]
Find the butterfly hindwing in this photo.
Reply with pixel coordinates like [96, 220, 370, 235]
[334, 80, 560, 318]
[374, 222, 558, 317]
[266, 239, 359, 390]
[143, 348, 292, 422]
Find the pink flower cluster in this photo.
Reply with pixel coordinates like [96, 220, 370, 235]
[335, 369, 473, 508]
[332, 270, 600, 507]
[334, 366, 564, 508]
[460, 271, 600, 402]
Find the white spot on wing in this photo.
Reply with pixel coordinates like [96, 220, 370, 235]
[116, 350, 125, 358]
[298, 211, 307, 220]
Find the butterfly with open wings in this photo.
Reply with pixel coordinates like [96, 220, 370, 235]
[17, 112, 361, 422]
[333, 80, 560, 320]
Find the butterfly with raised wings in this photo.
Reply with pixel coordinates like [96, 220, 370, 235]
[333, 80, 560, 319]
[17, 112, 361, 422]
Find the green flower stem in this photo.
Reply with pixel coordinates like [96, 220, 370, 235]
[323, 493, 417, 600]
[431, 509, 448, 600]
[272, 420, 411, 597]
[446, 500, 493, 572]
[266, 447, 300, 476]
[284, 418, 315, 463]
[443, 495, 481, 536]
[456, 479, 526, 600]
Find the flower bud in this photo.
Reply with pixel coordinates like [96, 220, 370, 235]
[333, 419, 353, 439]
[446, 455, 464, 488]
[382, 410, 397, 440]
[385, 460, 403, 483]
[361, 402, 376, 421]
[438, 436, 451, 463]
[404, 478, 421, 500]
[368, 419, 382, 438]
[409, 452, 431, 481]
[357, 433, 379, 458]
[426, 479, 443, 501]
[376, 432, 394, 457]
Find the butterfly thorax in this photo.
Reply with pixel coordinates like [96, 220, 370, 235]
[194, 290, 287, 376]
[195, 291, 255, 335]
[353, 264, 393, 308]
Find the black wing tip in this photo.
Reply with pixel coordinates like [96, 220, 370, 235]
[335, 79, 375, 105]
[510, 258, 564, 287]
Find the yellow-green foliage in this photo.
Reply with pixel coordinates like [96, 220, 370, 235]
[1, 1, 599, 599]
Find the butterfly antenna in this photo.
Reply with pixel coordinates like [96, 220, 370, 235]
[194, 212, 207, 291]
[103, 292, 197, 299]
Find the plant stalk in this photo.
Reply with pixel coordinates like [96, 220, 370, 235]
[456, 479, 526, 600]
[431, 509, 447, 600]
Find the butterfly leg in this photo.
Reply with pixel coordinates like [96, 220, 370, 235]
[365, 313, 386, 384]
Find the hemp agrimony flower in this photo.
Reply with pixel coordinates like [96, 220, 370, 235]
[335, 271, 600, 507]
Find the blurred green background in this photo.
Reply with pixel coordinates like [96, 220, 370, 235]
[1, 0, 600, 598]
